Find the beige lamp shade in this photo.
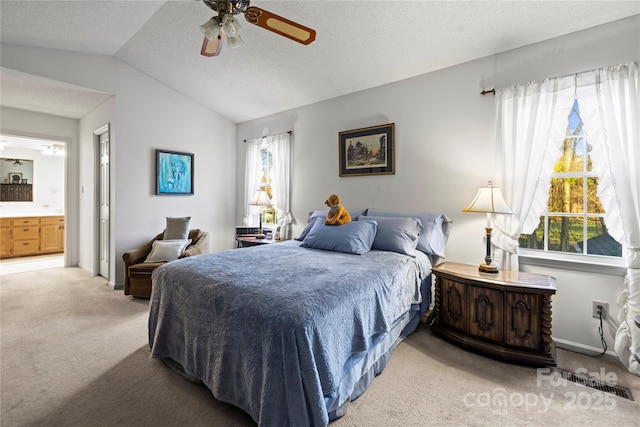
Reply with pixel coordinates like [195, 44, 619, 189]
[463, 181, 513, 214]
[249, 189, 272, 207]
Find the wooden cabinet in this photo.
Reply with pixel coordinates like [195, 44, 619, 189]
[432, 262, 557, 367]
[0, 216, 64, 258]
[40, 216, 65, 253]
[0, 218, 11, 257]
[0, 184, 33, 201]
[11, 217, 40, 256]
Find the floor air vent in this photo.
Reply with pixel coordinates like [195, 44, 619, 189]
[557, 369, 634, 401]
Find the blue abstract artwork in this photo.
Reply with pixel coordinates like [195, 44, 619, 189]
[156, 150, 193, 195]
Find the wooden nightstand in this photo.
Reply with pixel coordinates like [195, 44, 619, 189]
[431, 262, 557, 367]
[236, 236, 281, 248]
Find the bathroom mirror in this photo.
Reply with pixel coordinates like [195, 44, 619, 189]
[0, 158, 34, 201]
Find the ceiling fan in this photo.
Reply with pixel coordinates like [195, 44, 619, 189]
[4, 159, 23, 166]
[199, 0, 316, 57]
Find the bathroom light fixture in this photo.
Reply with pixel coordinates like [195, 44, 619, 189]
[42, 145, 65, 156]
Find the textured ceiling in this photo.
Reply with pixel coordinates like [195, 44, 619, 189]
[0, 67, 113, 120]
[1, 1, 639, 123]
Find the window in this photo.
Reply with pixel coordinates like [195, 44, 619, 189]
[244, 132, 291, 237]
[519, 100, 621, 258]
[258, 145, 277, 224]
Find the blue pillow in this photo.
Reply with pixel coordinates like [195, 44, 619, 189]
[301, 220, 377, 255]
[359, 216, 423, 256]
[365, 209, 450, 258]
[307, 208, 368, 221]
[295, 215, 324, 241]
[296, 208, 368, 241]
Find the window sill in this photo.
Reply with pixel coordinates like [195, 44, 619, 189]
[518, 249, 626, 277]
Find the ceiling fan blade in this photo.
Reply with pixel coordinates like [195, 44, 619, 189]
[200, 33, 224, 57]
[244, 6, 316, 45]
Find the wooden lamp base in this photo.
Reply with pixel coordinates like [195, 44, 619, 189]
[479, 263, 499, 274]
[480, 227, 498, 273]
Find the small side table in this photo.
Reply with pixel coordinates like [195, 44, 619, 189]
[431, 262, 557, 366]
[236, 236, 281, 248]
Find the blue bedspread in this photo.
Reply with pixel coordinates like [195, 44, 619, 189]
[148, 240, 432, 426]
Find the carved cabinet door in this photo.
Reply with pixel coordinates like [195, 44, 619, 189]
[439, 278, 466, 332]
[467, 286, 503, 342]
[505, 292, 541, 350]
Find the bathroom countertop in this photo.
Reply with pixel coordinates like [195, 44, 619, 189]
[0, 212, 64, 219]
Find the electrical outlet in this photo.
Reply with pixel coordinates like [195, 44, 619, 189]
[592, 301, 608, 319]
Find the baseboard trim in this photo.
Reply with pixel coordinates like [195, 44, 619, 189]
[553, 337, 618, 363]
[78, 263, 92, 274]
[77, 263, 121, 290]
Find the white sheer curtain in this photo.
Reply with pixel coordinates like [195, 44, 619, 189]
[579, 62, 640, 375]
[494, 62, 639, 375]
[243, 132, 292, 239]
[493, 79, 575, 270]
[267, 132, 292, 240]
[243, 138, 262, 225]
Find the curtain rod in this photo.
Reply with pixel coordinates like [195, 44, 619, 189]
[243, 130, 292, 143]
[479, 61, 637, 97]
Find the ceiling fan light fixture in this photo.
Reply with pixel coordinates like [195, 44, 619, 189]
[201, 34, 224, 56]
[200, 16, 222, 40]
[226, 33, 244, 49]
[222, 13, 241, 38]
[199, 0, 316, 57]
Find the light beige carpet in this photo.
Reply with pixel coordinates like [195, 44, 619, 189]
[1, 267, 638, 426]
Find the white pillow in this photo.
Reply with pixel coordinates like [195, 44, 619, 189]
[145, 239, 191, 262]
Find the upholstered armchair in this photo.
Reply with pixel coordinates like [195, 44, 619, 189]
[123, 229, 209, 298]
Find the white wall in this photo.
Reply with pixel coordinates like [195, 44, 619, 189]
[237, 16, 640, 355]
[0, 107, 79, 267]
[1, 46, 237, 288]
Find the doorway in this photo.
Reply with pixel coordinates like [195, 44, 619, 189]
[94, 124, 110, 280]
[0, 134, 66, 275]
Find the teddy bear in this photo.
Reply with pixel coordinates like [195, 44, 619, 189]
[324, 193, 351, 225]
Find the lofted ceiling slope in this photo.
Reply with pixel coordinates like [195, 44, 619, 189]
[1, 1, 639, 123]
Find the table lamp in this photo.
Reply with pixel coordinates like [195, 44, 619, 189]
[249, 189, 272, 239]
[463, 181, 513, 273]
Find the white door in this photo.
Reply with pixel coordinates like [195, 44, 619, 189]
[96, 126, 110, 279]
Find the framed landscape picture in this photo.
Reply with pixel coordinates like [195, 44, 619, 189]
[156, 149, 194, 195]
[338, 123, 395, 177]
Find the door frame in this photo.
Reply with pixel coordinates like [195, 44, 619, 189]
[0, 131, 69, 266]
[93, 124, 111, 281]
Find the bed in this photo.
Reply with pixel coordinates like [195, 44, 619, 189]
[149, 210, 450, 426]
